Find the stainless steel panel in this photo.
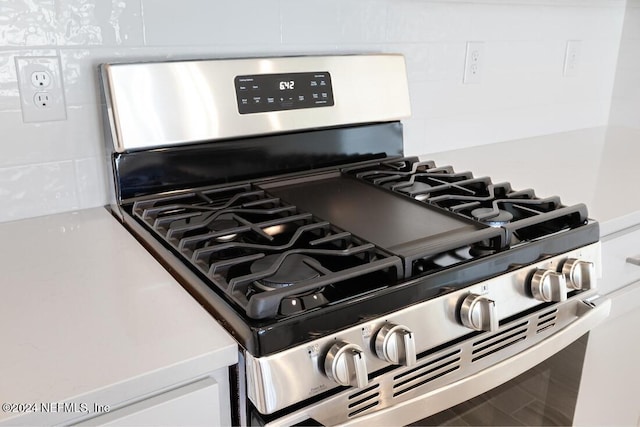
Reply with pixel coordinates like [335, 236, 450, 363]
[265, 295, 611, 426]
[101, 55, 411, 152]
[245, 243, 601, 414]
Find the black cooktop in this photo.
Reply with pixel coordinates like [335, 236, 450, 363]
[124, 156, 598, 355]
[263, 173, 504, 277]
[265, 176, 487, 254]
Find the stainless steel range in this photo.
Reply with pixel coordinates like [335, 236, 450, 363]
[99, 54, 610, 426]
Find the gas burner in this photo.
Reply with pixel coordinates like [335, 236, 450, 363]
[209, 216, 240, 242]
[471, 208, 514, 227]
[250, 254, 321, 291]
[249, 253, 330, 315]
[397, 181, 432, 202]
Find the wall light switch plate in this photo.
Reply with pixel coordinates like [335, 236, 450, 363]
[563, 40, 581, 77]
[463, 41, 484, 84]
[15, 56, 67, 123]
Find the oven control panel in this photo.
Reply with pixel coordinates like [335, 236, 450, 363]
[234, 72, 334, 114]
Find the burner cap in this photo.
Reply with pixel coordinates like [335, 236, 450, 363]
[251, 254, 321, 291]
[209, 217, 240, 242]
[399, 181, 432, 201]
[471, 207, 513, 227]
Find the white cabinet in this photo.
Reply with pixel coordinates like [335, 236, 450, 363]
[600, 224, 640, 294]
[575, 223, 640, 426]
[78, 377, 223, 427]
[574, 281, 640, 426]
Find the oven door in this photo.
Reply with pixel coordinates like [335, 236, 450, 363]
[262, 296, 610, 427]
[413, 334, 589, 426]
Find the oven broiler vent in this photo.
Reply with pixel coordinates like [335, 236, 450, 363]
[392, 350, 461, 397]
[536, 308, 558, 333]
[347, 384, 380, 418]
[471, 321, 529, 362]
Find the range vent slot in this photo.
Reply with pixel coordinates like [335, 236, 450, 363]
[392, 350, 461, 397]
[536, 308, 558, 333]
[347, 384, 380, 418]
[348, 401, 379, 418]
[471, 321, 529, 362]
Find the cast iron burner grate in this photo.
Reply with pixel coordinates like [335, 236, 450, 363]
[344, 158, 588, 243]
[131, 184, 403, 320]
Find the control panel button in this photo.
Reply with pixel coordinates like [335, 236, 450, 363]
[562, 259, 594, 290]
[530, 269, 567, 302]
[324, 341, 368, 388]
[459, 293, 498, 332]
[374, 323, 416, 367]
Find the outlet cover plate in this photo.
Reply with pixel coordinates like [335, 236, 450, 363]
[463, 41, 484, 84]
[15, 56, 67, 123]
[563, 40, 581, 77]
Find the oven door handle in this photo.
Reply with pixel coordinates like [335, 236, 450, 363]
[340, 296, 611, 427]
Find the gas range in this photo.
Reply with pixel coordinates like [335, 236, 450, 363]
[99, 54, 609, 426]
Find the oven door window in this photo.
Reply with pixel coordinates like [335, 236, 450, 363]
[413, 334, 588, 426]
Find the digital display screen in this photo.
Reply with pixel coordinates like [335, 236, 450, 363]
[279, 80, 295, 91]
[234, 72, 334, 114]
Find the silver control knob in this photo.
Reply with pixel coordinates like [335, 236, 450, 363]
[375, 323, 417, 367]
[460, 294, 499, 332]
[530, 269, 567, 302]
[324, 341, 368, 388]
[562, 258, 594, 290]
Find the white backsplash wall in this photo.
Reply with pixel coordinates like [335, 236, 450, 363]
[609, 0, 640, 128]
[0, 0, 626, 223]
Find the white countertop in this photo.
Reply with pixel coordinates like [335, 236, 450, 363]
[0, 208, 237, 424]
[423, 126, 640, 237]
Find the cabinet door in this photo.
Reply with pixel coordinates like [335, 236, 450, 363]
[79, 377, 221, 426]
[574, 281, 640, 426]
[600, 226, 640, 294]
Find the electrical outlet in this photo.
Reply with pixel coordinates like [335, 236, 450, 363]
[15, 56, 67, 123]
[563, 40, 581, 77]
[463, 41, 484, 84]
[31, 71, 52, 88]
[34, 92, 51, 108]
